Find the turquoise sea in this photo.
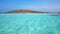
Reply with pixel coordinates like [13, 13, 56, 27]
[0, 14, 60, 34]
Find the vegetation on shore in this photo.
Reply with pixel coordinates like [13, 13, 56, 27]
[6, 9, 60, 14]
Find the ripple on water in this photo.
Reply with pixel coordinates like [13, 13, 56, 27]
[0, 14, 60, 34]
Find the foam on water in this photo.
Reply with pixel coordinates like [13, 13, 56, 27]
[0, 14, 60, 34]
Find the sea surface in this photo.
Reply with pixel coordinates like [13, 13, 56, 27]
[0, 14, 60, 34]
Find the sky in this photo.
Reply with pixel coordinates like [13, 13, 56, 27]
[0, 0, 60, 12]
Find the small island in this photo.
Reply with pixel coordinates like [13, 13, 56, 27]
[6, 9, 60, 14]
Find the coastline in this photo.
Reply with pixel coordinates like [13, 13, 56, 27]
[0, 13, 60, 16]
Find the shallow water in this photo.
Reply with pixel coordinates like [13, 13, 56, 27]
[0, 14, 60, 34]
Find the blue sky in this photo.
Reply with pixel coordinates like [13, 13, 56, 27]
[0, 0, 60, 12]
